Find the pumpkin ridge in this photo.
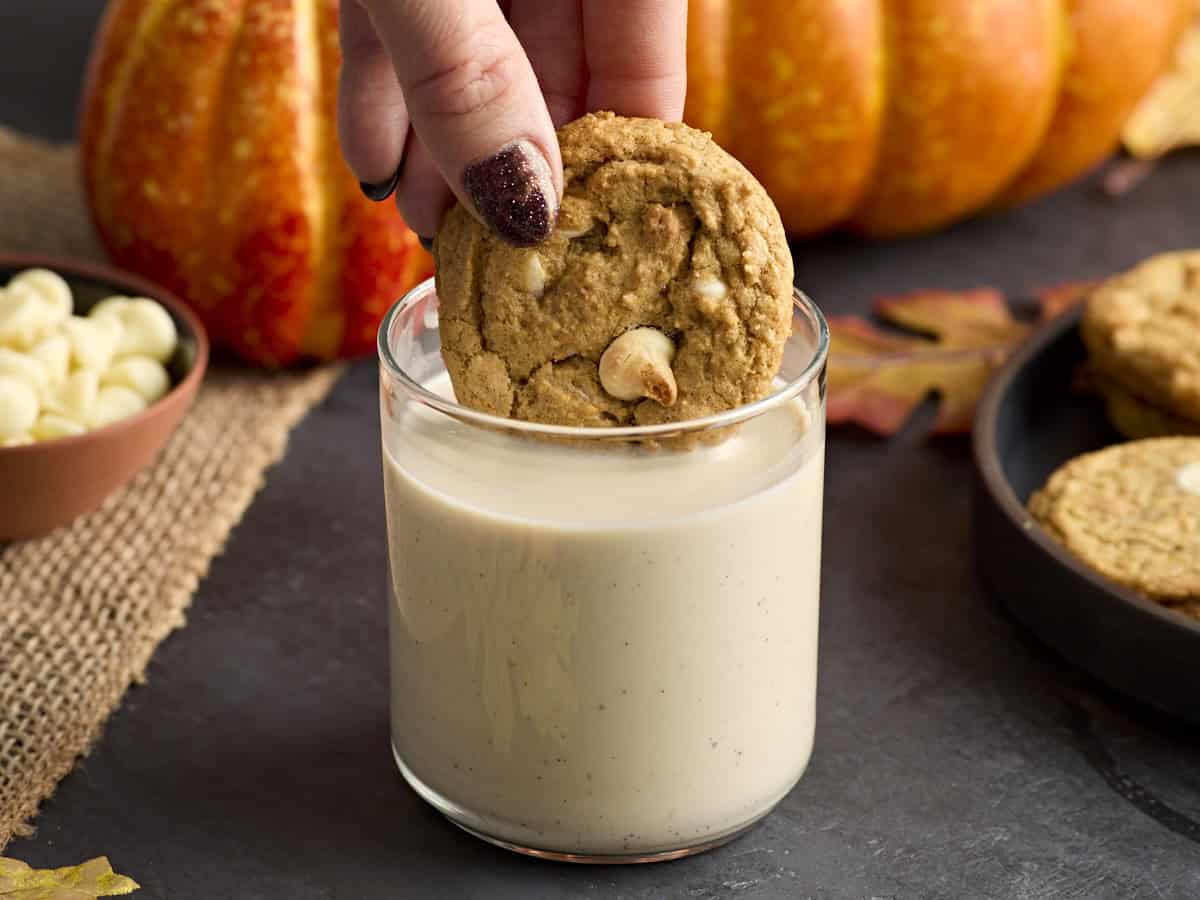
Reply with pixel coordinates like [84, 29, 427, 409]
[93, 0, 251, 315]
[86, 0, 174, 241]
[980, 0, 1068, 199]
[300, 0, 346, 360]
[997, 0, 1192, 206]
[859, 0, 888, 219]
[681, 0, 730, 139]
[80, 0, 145, 218]
[213, 0, 321, 365]
[724, 0, 885, 236]
[853, 0, 898, 225]
[850, 0, 1063, 235]
[988, 0, 1071, 202]
[198, 0, 254, 352]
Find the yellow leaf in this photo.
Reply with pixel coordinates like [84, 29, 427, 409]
[0, 857, 138, 898]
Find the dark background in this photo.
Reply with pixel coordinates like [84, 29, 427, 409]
[2, 2, 1199, 897]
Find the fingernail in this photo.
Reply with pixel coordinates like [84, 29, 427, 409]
[418, 235, 434, 253]
[462, 140, 558, 247]
[360, 166, 402, 202]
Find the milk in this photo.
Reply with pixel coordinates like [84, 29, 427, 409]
[383, 372, 824, 856]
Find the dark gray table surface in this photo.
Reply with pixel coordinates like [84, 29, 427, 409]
[3, 4, 1199, 898]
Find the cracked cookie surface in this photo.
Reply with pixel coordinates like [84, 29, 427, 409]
[1028, 437, 1200, 602]
[1082, 251, 1200, 422]
[433, 112, 794, 428]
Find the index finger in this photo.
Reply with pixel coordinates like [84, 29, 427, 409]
[582, 0, 688, 121]
[362, 0, 562, 245]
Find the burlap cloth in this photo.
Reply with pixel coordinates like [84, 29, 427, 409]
[0, 127, 344, 847]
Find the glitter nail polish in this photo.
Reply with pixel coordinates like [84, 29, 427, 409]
[462, 140, 557, 247]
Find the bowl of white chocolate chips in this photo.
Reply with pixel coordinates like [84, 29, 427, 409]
[0, 255, 208, 540]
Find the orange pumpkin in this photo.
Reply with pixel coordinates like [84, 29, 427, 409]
[80, 0, 431, 367]
[686, 0, 1193, 237]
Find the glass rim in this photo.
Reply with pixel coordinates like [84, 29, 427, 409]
[378, 276, 829, 441]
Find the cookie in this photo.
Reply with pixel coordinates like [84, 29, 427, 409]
[1100, 379, 1200, 441]
[433, 112, 794, 429]
[1081, 251, 1200, 422]
[1028, 437, 1200, 602]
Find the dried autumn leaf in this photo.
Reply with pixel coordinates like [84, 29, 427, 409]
[1123, 18, 1200, 160]
[828, 289, 1030, 436]
[0, 857, 138, 899]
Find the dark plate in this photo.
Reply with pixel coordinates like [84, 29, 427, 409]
[972, 307, 1200, 725]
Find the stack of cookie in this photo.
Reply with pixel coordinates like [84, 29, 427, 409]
[1029, 251, 1200, 622]
[1081, 251, 1200, 439]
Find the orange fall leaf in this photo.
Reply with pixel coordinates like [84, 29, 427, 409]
[827, 283, 1092, 438]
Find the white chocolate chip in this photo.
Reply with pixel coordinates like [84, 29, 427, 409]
[88, 385, 147, 428]
[0, 374, 40, 439]
[0, 271, 176, 443]
[45, 370, 99, 422]
[0, 290, 55, 350]
[89, 296, 131, 320]
[10, 268, 73, 323]
[524, 254, 547, 297]
[102, 356, 171, 403]
[598, 327, 678, 406]
[694, 276, 729, 300]
[29, 334, 70, 385]
[63, 315, 124, 372]
[0, 347, 50, 391]
[1176, 461, 1200, 496]
[31, 413, 86, 441]
[97, 298, 178, 362]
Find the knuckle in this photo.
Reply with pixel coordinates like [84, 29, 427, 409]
[407, 31, 523, 120]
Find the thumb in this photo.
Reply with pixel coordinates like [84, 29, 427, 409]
[362, 0, 562, 246]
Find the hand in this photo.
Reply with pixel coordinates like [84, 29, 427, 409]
[337, 0, 688, 247]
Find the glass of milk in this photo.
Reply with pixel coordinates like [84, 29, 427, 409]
[379, 277, 827, 863]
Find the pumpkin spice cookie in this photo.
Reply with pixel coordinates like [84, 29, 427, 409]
[1028, 437, 1200, 605]
[1081, 251, 1200, 423]
[433, 112, 794, 429]
[1100, 378, 1200, 441]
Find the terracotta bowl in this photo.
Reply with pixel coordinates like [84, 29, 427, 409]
[0, 254, 209, 541]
